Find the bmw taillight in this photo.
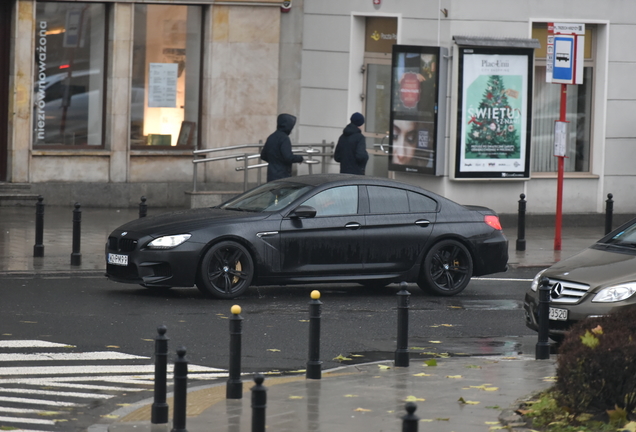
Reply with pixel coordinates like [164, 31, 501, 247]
[484, 215, 502, 230]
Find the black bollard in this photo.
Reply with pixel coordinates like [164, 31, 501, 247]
[33, 196, 45, 257]
[251, 374, 267, 432]
[70, 202, 82, 266]
[151, 325, 169, 425]
[605, 193, 614, 235]
[171, 347, 188, 432]
[227, 305, 243, 399]
[139, 196, 147, 218]
[516, 193, 527, 251]
[402, 402, 419, 432]
[395, 282, 411, 367]
[306, 290, 322, 379]
[536, 277, 551, 360]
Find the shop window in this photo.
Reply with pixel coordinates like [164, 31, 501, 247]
[131, 4, 202, 149]
[33, 2, 106, 147]
[531, 24, 594, 173]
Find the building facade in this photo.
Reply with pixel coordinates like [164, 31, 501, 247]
[1, 0, 635, 216]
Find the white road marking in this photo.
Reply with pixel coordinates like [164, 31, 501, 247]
[0, 379, 146, 392]
[0, 364, 222, 376]
[0, 416, 55, 425]
[0, 387, 113, 399]
[0, 395, 82, 407]
[0, 340, 74, 348]
[473, 277, 533, 282]
[0, 407, 62, 414]
[0, 352, 149, 361]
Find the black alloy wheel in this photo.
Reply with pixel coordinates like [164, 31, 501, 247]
[418, 239, 473, 296]
[196, 241, 254, 299]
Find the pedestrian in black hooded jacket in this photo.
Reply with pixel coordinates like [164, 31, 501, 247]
[260, 113, 304, 182]
[334, 112, 369, 175]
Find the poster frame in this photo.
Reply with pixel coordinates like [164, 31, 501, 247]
[388, 45, 443, 176]
[454, 47, 533, 180]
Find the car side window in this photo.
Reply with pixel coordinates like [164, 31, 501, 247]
[407, 191, 438, 212]
[367, 186, 409, 214]
[301, 186, 358, 216]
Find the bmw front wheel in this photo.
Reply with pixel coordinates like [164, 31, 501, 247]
[197, 241, 254, 299]
[418, 239, 473, 296]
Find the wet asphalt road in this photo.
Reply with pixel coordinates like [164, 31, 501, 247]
[0, 267, 541, 372]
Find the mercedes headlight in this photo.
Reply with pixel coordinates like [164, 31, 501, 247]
[530, 269, 547, 292]
[592, 283, 636, 303]
[147, 234, 191, 249]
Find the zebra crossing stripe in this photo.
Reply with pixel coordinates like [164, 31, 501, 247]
[0, 379, 146, 392]
[0, 340, 73, 348]
[0, 387, 113, 399]
[0, 407, 62, 414]
[0, 395, 82, 407]
[0, 364, 222, 375]
[0, 352, 149, 361]
[0, 415, 55, 425]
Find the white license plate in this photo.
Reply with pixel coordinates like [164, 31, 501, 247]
[108, 253, 128, 266]
[549, 307, 568, 321]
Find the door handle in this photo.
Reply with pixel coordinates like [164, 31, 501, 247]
[345, 222, 361, 230]
[415, 220, 430, 227]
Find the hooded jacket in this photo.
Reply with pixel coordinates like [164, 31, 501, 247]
[333, 123, 369, 175]
[260, 114, 304, 182]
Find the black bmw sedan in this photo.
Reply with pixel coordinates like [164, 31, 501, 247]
[106, 174, 508, 299]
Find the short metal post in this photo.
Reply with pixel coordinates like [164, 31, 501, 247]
[243, 153, 249, 192]
[139, 196, 147, 218]
[402, 402, 419, 432]
[536, 277, 551, 360]
[251, 374, 267, 432]
[306, 290, 322, 379]
[516, 193, 526, 251]
[193, 162, 198, 192]
[171, 347, 188, 432]
[152, 325, 169, 425]
[33, 196, 45, 257]
[321, 140, 327, 174]
[70, 202, 82, 266]
[395, 282, 410, 367]
[605, 193, 614, 235]
[227, 305, 243, 399]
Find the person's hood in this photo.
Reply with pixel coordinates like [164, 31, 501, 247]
[342, 123, 361, 136]
[277, 114, 297, 135]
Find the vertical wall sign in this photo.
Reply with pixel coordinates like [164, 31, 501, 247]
[455, 47, 533, 179]
[389, 45, 444, 175]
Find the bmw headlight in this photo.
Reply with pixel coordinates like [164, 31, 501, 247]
[530, 269, 547, 292]
[592, 283, 636, 303]
[147, 234, 191, 249]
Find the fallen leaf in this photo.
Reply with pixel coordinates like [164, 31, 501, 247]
[429, 325, 439, 328]
[485, 406, 501, 410]
[424, 359, 437, 367]
[344, 394, 358, 398]
[106, 345, 119, 348]
[378, 364, 391, 370]
[435, 418, 450, 421]
[219, 316, 229, 319]
[446, 375, 462, 379]
[178, 320, 186, 323]
[298, 320, 309, 322]
[288, 396, 303, 400]
[516, 409, 533, 415]
[267, 349, 280, 352]
[101, 415, 119, 419]
[543, 376, 557, 382]
[410, 347, 428, 350]
[141, 339, 153, 342]
[116, 404, 130, 407]
[485, 421, 500, 425]
[404, 395, 425, 402]
[420, 419, 434, 422]
[501, 356, 519, 360]
[488, 426, 508, 430]
[428, 341, 442, 344]
[37, 411, 61, 416]
[457, 397, 479, 405]
[622, 421, 636, 432]
[333, 354, 351, 361]
[465, 365, 482, 369]
[288, 369, 306, 373]
[216, 313, 225, 316]
[441, 324, 454, 327]
[354, 408, 371, 412]
[449, 306, 463, 309]
[350, 354, 364, 358]
[413, 373, 431, 377]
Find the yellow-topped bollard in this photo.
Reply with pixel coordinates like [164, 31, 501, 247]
[231, 305, 241, 315]
[310, 290, 321, 300]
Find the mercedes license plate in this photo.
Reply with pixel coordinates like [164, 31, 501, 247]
[108, 253, 128, 266]
[549, 307, 568, 321]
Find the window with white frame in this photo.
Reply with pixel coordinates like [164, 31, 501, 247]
[531, 24, 595, 173]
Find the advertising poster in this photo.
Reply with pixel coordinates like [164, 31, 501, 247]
[389, 45, 440, 175]
[456, 48, 533, 179]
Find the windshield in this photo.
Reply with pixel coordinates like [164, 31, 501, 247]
[220, 181, 313, 212]
[605, 222, 636, 248]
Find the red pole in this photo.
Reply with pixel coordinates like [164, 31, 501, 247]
[554, 84, 567, 251]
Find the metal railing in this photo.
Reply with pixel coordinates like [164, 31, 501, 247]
[192, 140, 334, 192]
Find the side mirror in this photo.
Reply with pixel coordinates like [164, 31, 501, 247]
[289, 205, 317, 219]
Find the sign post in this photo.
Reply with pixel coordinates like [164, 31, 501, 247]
[546, 23, 584, 251]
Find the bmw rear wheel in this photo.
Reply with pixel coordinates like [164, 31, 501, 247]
[418, 239, 473, 296]
[197, 241, 254, 299]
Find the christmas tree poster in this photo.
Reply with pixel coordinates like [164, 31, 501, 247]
[459, 53, 529, 175]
